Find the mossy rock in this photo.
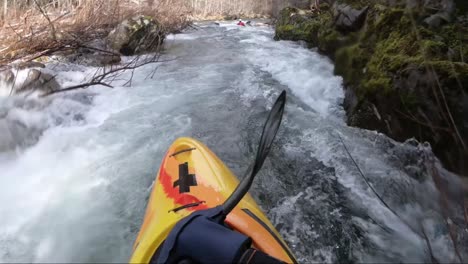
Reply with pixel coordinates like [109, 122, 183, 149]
[275, 2, 468, 173]
[275, 6, 343, 54]
[107, 15, 165, 56]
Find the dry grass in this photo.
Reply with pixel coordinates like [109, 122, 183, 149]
[184, 0, 311, 19]
[0, 0, 191, 65]
[0, 0, 302, 65]
[186, 0, 273, 20]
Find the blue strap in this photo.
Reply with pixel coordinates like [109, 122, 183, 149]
[156, 207, 251, 263]
[156, 207, 223, 263]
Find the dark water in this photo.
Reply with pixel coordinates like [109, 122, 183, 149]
[0, 22, 466, 263]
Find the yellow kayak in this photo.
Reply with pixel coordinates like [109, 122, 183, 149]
[130, 137, 296, 263]
[130, 91, 296, 263]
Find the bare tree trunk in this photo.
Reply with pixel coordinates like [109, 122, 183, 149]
[3, 0, 8, 21]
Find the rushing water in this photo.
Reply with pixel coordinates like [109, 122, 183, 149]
[0, 21, 466, 263]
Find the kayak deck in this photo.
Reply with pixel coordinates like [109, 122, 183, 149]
[130, 137, 296, 263]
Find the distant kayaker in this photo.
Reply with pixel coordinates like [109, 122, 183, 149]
[237, 19, 245, 27]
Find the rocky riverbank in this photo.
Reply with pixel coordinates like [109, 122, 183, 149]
[275, 0, 468, 175]
[0, 15, 169, 154]
[0, 15, 166, 97]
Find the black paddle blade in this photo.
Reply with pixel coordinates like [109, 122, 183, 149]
[252, 91, 286, 177]
[222, 91, 286, 215]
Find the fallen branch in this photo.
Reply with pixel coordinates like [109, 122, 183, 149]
[45, 81, 113, 95]
[44, 50, 171, 96]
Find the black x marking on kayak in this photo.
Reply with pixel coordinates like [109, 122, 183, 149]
[173, 162, 197, 193]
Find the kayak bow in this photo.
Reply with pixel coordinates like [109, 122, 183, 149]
[130, 138, 296, 263]
[130, 91, 296, 263]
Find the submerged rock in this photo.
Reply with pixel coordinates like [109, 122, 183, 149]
[0, 69, 14, 85]
[107, 15, 165, 56]
[0, 119, 36, 152]
[12, 69, 60, 96]
[0, 68, 60, 96]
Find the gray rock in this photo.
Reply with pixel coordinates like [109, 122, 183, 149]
[0, 117, 44, 152]
[13, 61, 46, 70]
[422, 0, 455, 28]
[0, 70, 15, 96]
[15, 69, 60, 96]
[0, 120, 16, 152]
[107, 15, 165, 56]
[0, 69, 14, 85]
[424, 13, 444, 27]
[333, 3, 369, 32]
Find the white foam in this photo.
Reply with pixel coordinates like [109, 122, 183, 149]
[0, 22, 458, 263]
[167, 33, 198, 40]
[241, 36, 344, 117]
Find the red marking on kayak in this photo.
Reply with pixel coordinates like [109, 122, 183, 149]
[175, 194, 205, 206]
[159, 157, 208, 211]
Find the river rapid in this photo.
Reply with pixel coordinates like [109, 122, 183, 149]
[0, 21, 466, 263]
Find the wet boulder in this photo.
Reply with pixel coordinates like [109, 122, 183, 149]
[0, 69, 15, 96]
[424, 12, 450, 28]
[0, 69, 14, 85]
[422, 0, 456, 28]
[0, 100, 48, 152]
[0, 119, 32, 152]
[333, 3, 369, 32]
[14, 69, 60, 96]
[107, 15, 165, 56]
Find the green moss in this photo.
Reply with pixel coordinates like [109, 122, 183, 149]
[275, 3, 467, 173]
[346, 6, 468, 103]
[400, 91, 420, 109]
[366, 8, 410, 41]
[275, 6, 333, 46]
[318, 30, 341, 53]
[276, 25, 300, 40]
[276, 3, 468, 106]
[335, 43, 370, 83]
[275, 23, 316, 42]
[361, 77, 392, 95]
[423, 61, 468, 81]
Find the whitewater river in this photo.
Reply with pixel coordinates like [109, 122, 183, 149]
[0, 22, 466, 263]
